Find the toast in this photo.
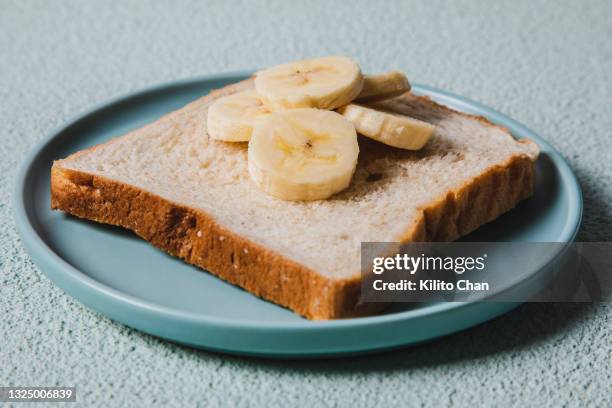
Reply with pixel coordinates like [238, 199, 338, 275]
[51, 79, 539, 319]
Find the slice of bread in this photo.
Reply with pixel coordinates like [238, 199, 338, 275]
[51, 79, 539, 319]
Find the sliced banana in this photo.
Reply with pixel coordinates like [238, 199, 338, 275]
[248, 109, 359, 201]
[207, 91, 271, 142]
[337, 104, 434, 150]
[356, 71, 411, 103]
[254, 56, 364, 110]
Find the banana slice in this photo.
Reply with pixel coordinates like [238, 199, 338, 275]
[356, 71, 411, 103]
[338, 104, 434, 150]
[207, 91, 271, 142]
[248, 109, 359, 201]
[254, 56, 364, 110]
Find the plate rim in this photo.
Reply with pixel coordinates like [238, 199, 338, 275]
[13, 71, 583, 333]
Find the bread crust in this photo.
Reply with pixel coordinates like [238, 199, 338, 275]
[50, 85, 537, 320]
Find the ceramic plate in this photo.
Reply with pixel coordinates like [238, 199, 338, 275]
[14, 72, 582, 358]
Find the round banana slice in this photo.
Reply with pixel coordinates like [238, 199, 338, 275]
[356, 71, 411, 103]
[207, 91, 271, 142]
[254, 56, 364, 110]
[248, 109, 359, 201]
[338, 104, 435, 150]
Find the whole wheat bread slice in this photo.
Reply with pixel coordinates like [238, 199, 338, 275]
[51, 79, 539, 319]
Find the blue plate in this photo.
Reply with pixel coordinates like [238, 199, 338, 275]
[13, 72, 582, 358]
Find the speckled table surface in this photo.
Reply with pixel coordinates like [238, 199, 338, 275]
[1, 0, 610, 406]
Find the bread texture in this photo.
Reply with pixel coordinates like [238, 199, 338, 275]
[51, 79, 539, 319]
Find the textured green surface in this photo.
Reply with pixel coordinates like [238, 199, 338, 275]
[1, 0, 610, 406]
